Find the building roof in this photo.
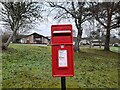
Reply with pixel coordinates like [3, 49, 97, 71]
[28, 33, 48, 38]
[16, 32, 48, 40]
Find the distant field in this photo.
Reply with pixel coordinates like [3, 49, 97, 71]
[2, 44, 119, 88]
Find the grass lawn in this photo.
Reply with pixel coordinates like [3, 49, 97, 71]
[2, 44, 119, 88]
[110, 46, 120, 53]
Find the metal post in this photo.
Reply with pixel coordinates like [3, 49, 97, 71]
[61, 77, 66, 90]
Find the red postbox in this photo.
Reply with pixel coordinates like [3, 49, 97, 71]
[51, 24, 74, 77]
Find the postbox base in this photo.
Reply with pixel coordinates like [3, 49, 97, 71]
[52, 74, 74, 77]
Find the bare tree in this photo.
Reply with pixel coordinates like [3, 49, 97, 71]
[89, 2, 120, 51]
[49, 1, 91, 52]
[0, 1, 43, 50]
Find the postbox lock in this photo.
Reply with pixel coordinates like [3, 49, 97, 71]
[61, 45, 64, 48]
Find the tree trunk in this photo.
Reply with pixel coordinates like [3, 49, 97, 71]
[104, 8, 112, 51]
[74, 27, 82, 52]
[89, 37, 93, 48]
[104, 27, 110, 51]
[74, 18, 83, 52]
[99, 40, 102, 48]
[99, 37, 102, 48]
[74, 34, 81, 52]
[12, 34, 17, 43]
[2, 30, 17, 50]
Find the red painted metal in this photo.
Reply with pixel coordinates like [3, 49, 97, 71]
[51, 24, 74, 77]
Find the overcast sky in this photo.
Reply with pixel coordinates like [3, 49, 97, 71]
[29, 15, 119, 38]
[29, 16, 78, 37]
[0, 1, 119, 38]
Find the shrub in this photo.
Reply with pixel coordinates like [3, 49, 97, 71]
[2, 32, 10, 43]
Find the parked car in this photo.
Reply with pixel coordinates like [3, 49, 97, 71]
[80, 40, 90, 45]
[113, 43, 120, 47]
[92, 40, 101, 47]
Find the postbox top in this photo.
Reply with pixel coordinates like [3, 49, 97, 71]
[51, 24, 73, 44]
[51, 24, 72, 32]
[51, 24, 72, 27]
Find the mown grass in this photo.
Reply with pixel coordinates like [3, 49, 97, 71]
[2, 44, 119, 88]
[0, 39, 1, 89]
[110, 46, 120, 53]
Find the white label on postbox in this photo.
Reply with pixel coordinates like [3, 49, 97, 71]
[58, 50, 67, 67]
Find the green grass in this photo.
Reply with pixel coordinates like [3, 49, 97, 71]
[2, 44, 119, 88]
[110, 46, 120, 53]
[0, 49, 2, 90]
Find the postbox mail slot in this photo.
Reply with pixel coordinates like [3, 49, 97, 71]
[52, 30, 72, 44]
[53, 31, 71, 37]
[53, 31, 71, 33]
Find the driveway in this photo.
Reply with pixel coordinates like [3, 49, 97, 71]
[12, 44, 48, 46]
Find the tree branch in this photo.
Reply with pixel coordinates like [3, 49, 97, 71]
[111, 24, 120, 29]
[49, 2, 76, 18]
